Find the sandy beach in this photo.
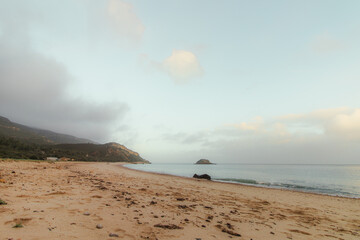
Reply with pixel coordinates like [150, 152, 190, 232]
[0, 160, 359, 240]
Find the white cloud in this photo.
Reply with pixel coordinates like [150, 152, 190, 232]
[237, 108, 360, 144]
[162, 50, 203, 83]
[107, 0, 145, 45]
[139, 50, 204, 84]
[279, 107, 360, 140]
[327, 109, 360, 140]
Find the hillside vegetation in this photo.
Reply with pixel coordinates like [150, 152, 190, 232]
[0, 116, 149, 163]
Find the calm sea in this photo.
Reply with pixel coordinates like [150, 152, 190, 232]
[124, 163, 360, 198]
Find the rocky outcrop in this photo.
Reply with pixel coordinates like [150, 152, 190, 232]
[106, 142, 140, 157]
[195, 159, 213, 164]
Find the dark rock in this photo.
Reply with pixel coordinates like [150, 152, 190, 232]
[193, 174, 211, 180]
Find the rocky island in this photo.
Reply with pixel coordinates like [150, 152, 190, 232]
[195, 159, 214, 164]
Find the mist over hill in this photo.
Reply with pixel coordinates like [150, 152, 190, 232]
[0, 116, 95, 145]
[0, 116, 149, 163]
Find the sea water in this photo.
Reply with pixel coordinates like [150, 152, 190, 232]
[124, 163, 360, 198]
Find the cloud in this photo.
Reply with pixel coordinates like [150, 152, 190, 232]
[279, 107, 351, 122]
[326, 109, 360, 140]
[278, 107, 360, 140]
[163, 131, 210, 144]
[232, 116, 264, 131]
[138, 49, 204, 84]
[233, 108, 360, 142]
[0, 3, 129, 142]
[311, 32, 343, 54]
[160, 108, 360, 163]
[112, 124, 138, 147]
[107, 0, 145, 45]
[162, 50, 203, 83]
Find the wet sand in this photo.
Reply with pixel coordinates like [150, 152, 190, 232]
[0, 159, 359, 240]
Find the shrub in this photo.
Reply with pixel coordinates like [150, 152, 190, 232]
[13, 223, 23, 228]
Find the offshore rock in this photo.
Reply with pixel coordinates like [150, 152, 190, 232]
[195, 159, 213, 164]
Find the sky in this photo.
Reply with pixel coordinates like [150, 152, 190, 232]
[1, 0, 360, 164]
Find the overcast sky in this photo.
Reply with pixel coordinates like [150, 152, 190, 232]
[1, 0, 360, 163]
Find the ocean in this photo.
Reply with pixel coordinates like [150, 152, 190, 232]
[124, 163, 360, 198]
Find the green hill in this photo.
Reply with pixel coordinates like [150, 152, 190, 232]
[0, 116, 149, 163]
[49, 142, 149, 163]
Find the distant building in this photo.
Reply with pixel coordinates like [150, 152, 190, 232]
[59, 157, 70, 161]
[46, 157, 58, 161]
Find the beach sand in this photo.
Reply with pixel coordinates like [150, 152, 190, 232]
[0, 160, 359, 240]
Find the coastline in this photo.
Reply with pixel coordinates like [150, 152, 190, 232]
[0, 160, 359, 239]
[122, 163, 359, 199]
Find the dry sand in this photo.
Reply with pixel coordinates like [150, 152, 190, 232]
[0, 160, 359, 240]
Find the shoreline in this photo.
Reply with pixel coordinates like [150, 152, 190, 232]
[1, 160, 359, 239]
[122, 163, 359, 200]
